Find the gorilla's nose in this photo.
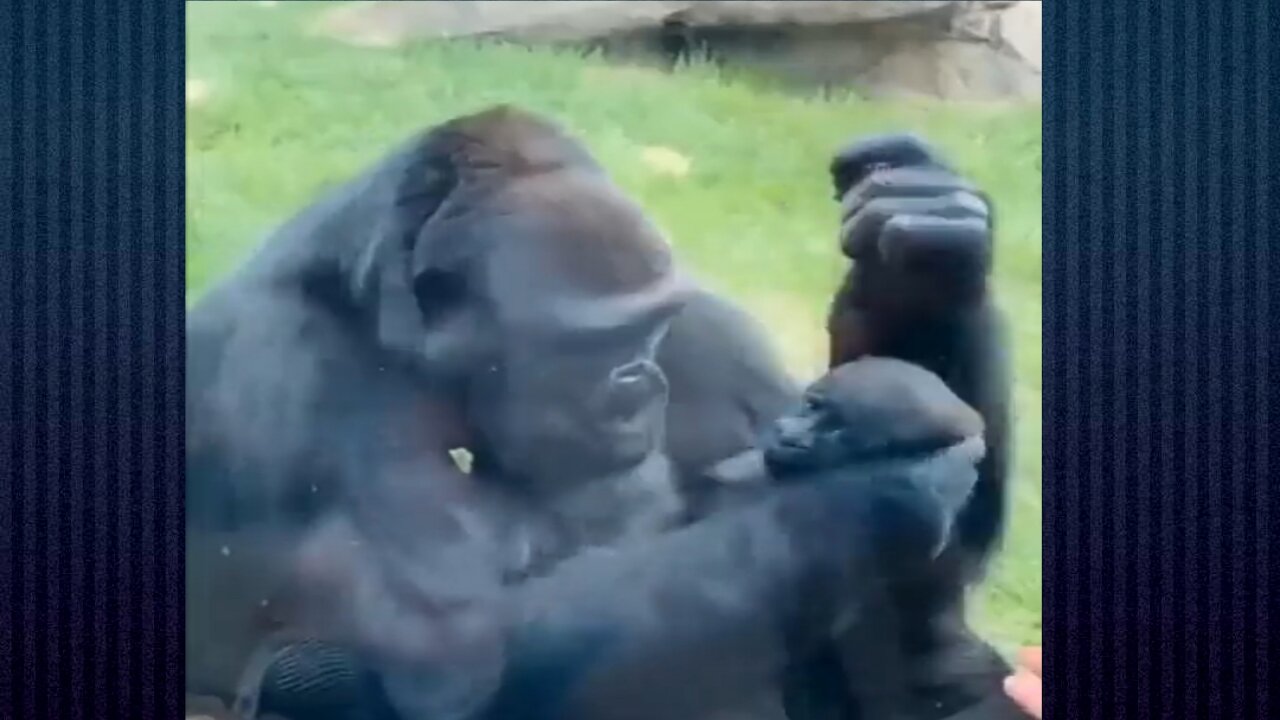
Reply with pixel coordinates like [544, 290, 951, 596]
[599, 359, 666, 422]
[773, 415, 814, 449]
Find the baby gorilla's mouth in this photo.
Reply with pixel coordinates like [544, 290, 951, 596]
[776, 434, 812, 450]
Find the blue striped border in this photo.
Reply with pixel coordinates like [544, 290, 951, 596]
[1, 1, 186, 718]
[1042, 1, 1276, 718]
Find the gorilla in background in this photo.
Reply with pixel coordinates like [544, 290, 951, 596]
[777, 136, 1021, 720]
[185, 105, 1018, 720]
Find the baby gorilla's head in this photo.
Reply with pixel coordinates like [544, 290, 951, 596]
[763, 357, 983, 478]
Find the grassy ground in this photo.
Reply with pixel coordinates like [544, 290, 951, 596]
[186, 1, 1042, 651]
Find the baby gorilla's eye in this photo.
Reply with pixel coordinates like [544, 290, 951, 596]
[802, 395, 847, 434]
[803, 395, 828, 413]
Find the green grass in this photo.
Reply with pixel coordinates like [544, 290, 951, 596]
[187, 1, 1042, 651]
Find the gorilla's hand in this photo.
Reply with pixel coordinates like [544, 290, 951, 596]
[830, 134, 993, 318]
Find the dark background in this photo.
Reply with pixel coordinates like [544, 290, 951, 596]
[1, 1, 1277, 718]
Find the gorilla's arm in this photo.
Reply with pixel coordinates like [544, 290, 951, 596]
[826, 134, 1011, 572]
[480, 439, 983, 720]
[186, 298, 515, 720]
[252, 437, 983, 720]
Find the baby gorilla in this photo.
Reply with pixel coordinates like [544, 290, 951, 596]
[767, 358, 983, 474]
[236, 358, 984, 720]
[697, 357, 983, 528]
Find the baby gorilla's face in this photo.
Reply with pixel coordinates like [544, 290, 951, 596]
[763, 357, 984, 476]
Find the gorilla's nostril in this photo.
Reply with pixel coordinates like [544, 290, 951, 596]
[601, 360, 663, 419]
[611, 359, 653, 383]
[774, 416, 813, 448]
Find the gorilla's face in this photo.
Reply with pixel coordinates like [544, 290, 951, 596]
[474, 174, 689, 486]
[480, 319, 674, 485]
[405, 157, 689, 489]
[763, 382, 856, 475]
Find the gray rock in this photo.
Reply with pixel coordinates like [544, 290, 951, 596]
[312, 1, 1041, 101]
[313, 2, 958, 45]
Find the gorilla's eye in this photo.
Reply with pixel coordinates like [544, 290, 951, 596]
[803, 395, 843, 431]
[412, 269, 468, 324]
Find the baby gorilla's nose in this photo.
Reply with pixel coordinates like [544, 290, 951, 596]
[597, 359, 666, 422]
[773, 415, 815, 449]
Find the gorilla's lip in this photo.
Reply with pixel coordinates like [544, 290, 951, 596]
[765, 425, 811, 453]
[591, 428, 655, 466]
[528, 425, 655, 477]
[767, 443, 813, 471]
[775, 436, 812, 450]
[549, 446, 651, 482]
[608, 412, 653, 441]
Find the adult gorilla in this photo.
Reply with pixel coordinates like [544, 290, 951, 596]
[185, 106, 1004, 720]
[186, 105, 703, 716]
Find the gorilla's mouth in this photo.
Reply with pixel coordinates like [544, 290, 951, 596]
[759, 420, 814, 467]
[775, 433, 812, 451]
[574, 425, 656, 473]
[762, 442, 820, 475]
[495, 423, 657, 485]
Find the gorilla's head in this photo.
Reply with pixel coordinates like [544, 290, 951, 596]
[763, 357, 984, 477]
[356, 106, 690, 489]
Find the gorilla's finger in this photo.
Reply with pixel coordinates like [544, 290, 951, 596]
[839, 192, 989, 259]
[840, 184, 988, 223]
[916, 437, 986, 524]
[877, 215, 991, 278]
[830, 133, 947, 196]
[841, 166, 980, 217]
